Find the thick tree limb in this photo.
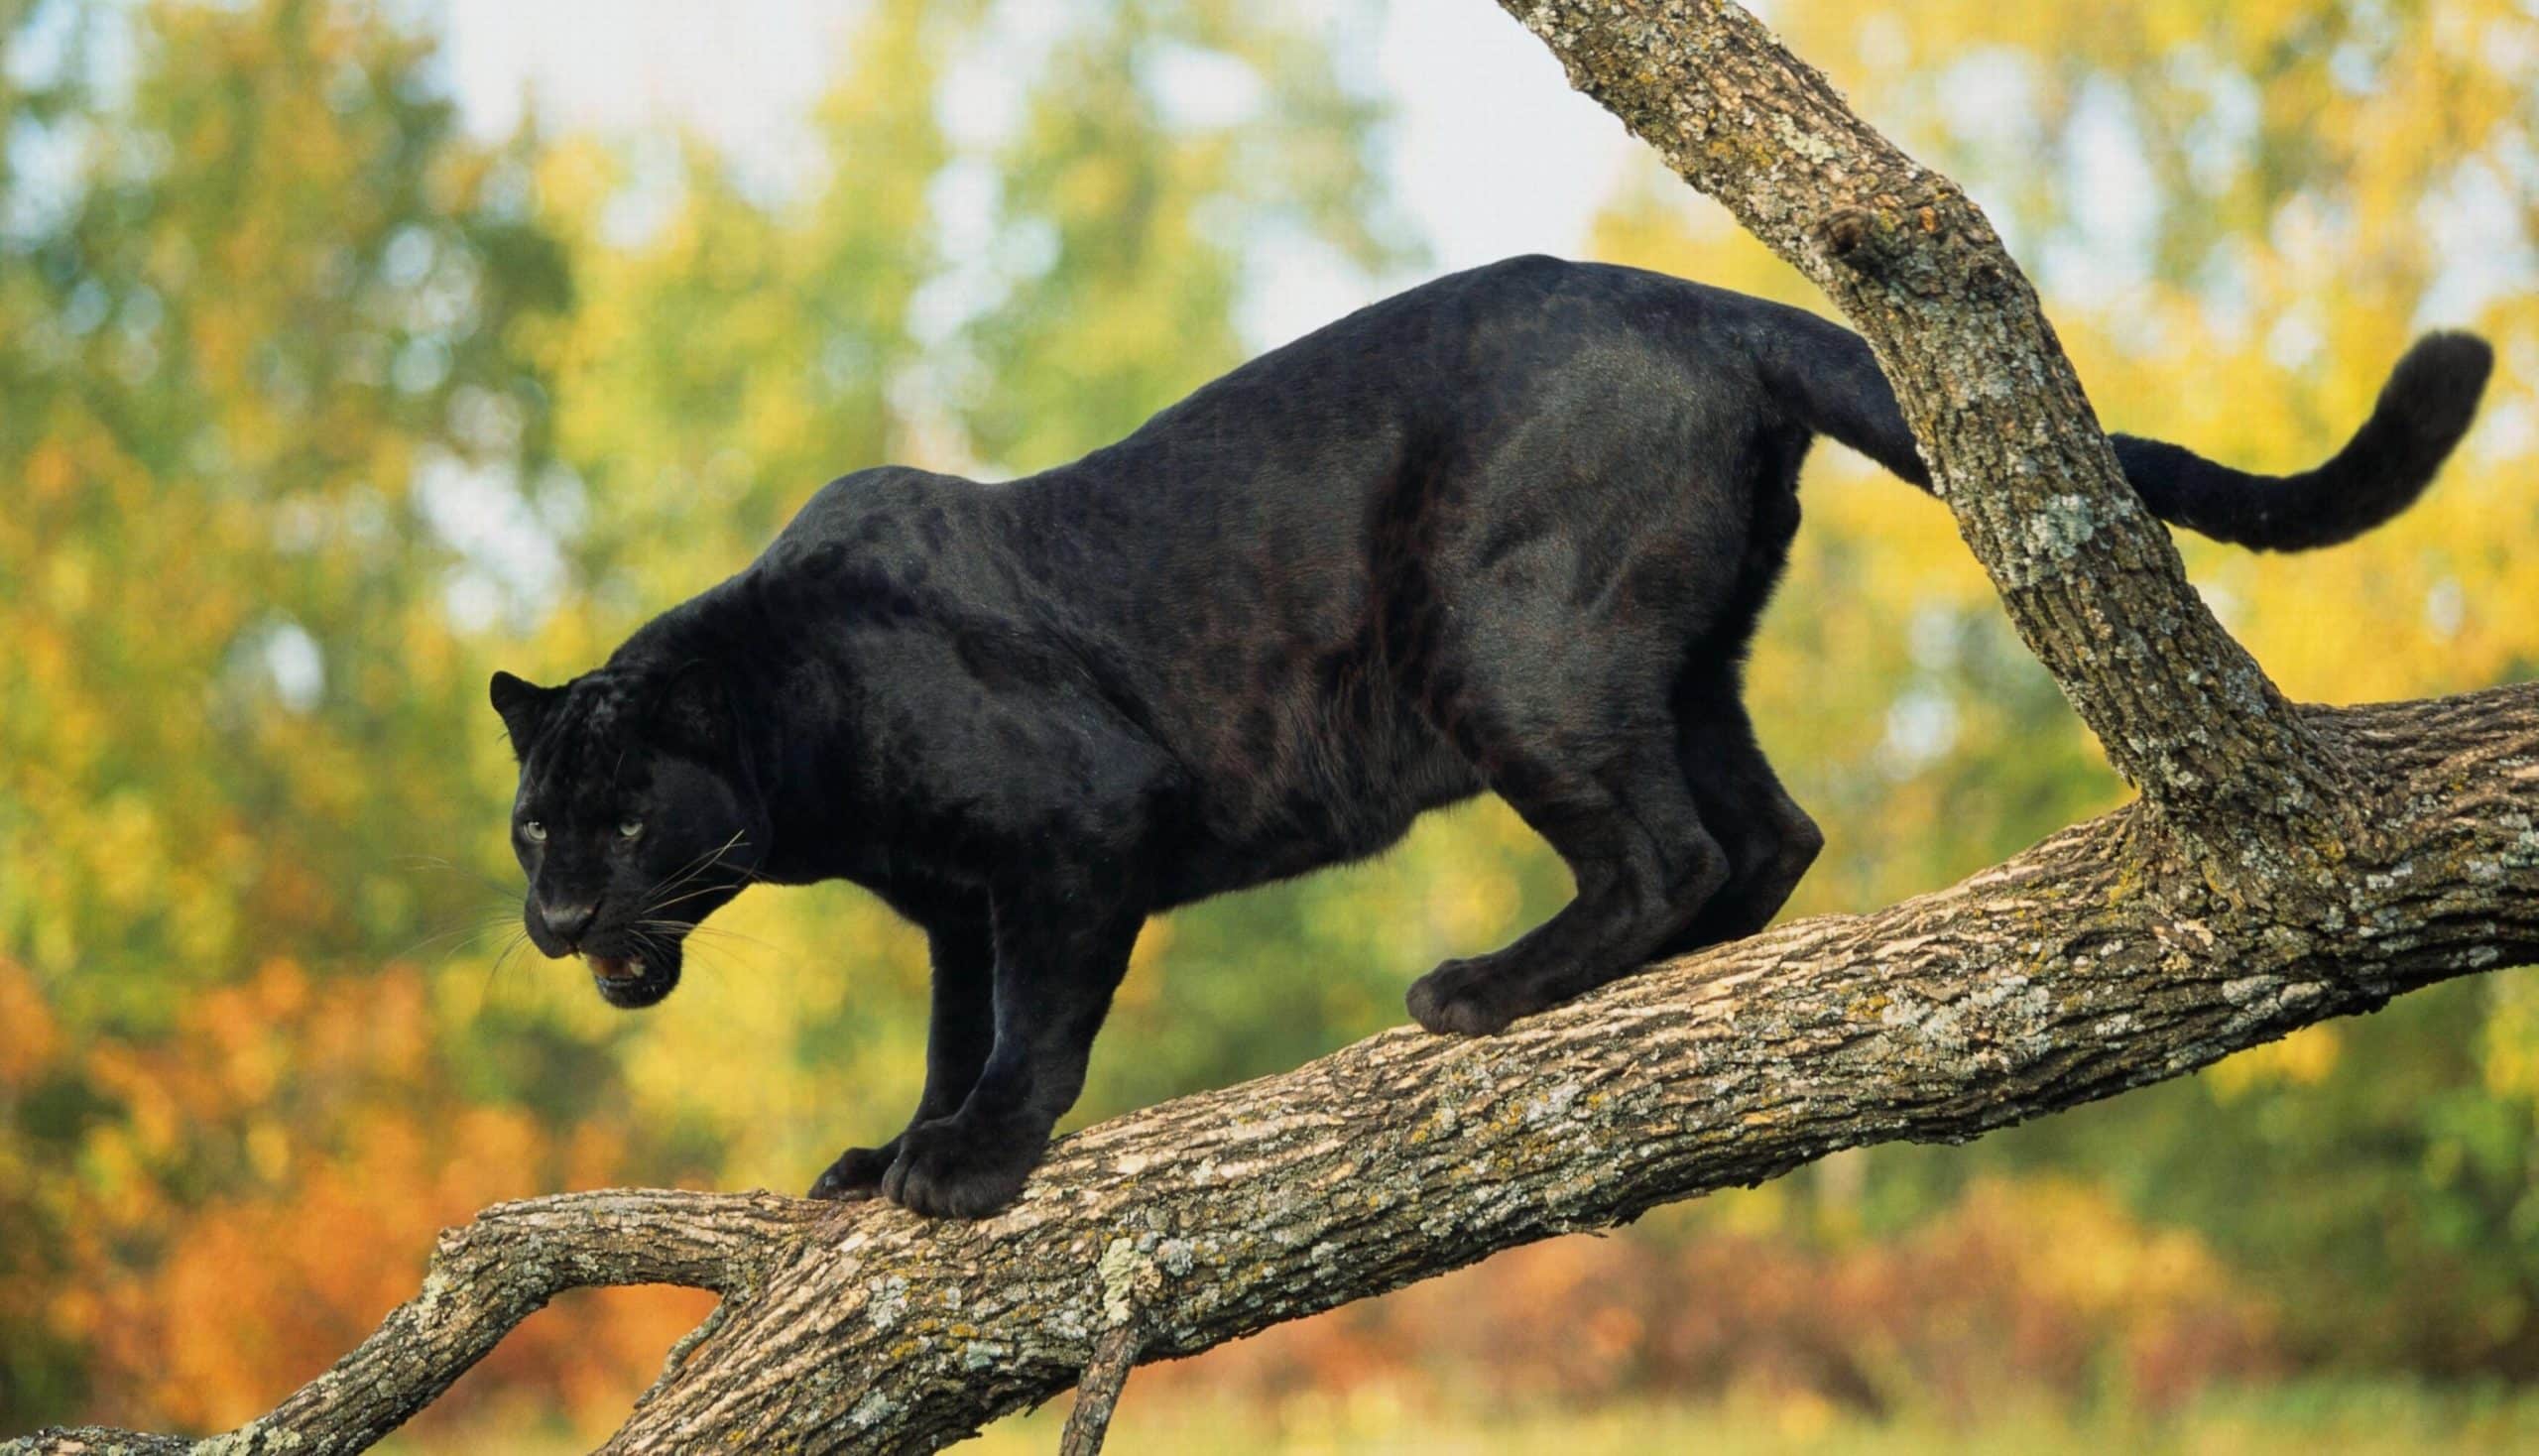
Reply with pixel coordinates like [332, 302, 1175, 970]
[1495, 0, 2364, 857]
[17, 687, 2537, 1455]
[14, 4, 2535, 1454]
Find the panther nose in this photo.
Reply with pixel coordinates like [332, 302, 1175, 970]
[538, 899, 599, 946]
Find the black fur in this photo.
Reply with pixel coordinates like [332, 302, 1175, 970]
[491, 257, 2490, 1217]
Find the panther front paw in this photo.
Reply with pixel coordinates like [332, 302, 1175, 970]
[807, 1139, 903, 1201]
[880, 1114, 1046, 1218]
[1405, 954, 1537, 1036]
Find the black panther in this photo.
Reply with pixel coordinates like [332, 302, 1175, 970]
[490, 256, 2491, 1217]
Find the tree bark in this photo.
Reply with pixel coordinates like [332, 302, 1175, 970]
[1492, 0, 2366, 862]
[16, 3, 2536, 1454]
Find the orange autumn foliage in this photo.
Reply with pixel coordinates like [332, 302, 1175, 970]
[1137, 1178, 2280, 1420]
[4, 954, 707, 1435]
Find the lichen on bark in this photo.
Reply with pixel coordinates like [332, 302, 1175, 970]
[14, 4, 2539, 1455]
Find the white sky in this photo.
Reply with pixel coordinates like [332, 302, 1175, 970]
[423, 1, 2526, 397]
[436, 0, 1643, 347]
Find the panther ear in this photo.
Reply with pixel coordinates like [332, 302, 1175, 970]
[489, 670, 563, 758]
[652, 660, 733, 763]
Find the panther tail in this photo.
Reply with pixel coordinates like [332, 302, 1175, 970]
[1774, 316, 2492, 551]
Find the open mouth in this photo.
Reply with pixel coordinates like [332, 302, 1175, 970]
[581, 952, 644, 986]
[572, 942, 678, 1010]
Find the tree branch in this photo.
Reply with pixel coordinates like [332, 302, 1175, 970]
[20, 688, 2536, 1456]
[1495, 0, 2365, 859]
[8, 1192, 819, 1456]
[1054, 1326, 1142, 1456]
[14, 5, 2533, 1454]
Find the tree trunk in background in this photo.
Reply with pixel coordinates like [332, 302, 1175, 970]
[18, 3, 2539, 1453]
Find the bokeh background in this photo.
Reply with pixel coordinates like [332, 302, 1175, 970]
[7, 0, 2539, 1449]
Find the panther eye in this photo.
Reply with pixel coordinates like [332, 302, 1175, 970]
[521, 820, 547, 843]
[618, 818, 644, 840]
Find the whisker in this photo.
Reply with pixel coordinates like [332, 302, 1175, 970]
[664, 932, 752, 979]
[395, 855, 523, 896]
[640, 919, 782, 956]
[475, 929, 533, 1020]
[638, 831, 750, 906]
[626, 925, 679, 970]
[382, 904, 525, 970]
[641, 887, 730, 916]
[641, 873, 764, 916]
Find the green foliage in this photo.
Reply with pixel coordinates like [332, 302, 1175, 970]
[0, 0, 1416, 1431]
[3, 0, 570, 1029]
[1593, 0, 2539, 1381]
[4, 0, 2537, 1440]
[966, 1380, 2539, 1456]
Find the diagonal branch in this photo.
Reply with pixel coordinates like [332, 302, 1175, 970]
[18, 688, 2539, 1456]
[10, 1191, 820, 1456]
[598, 693, 2539, 1454]
[13, 6, 2531, 1455]
[1496, 0, 2366, 858]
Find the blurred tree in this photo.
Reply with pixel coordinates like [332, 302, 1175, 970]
[12, 0, 2539, 1439]
[3, 0, 1423, 1435]
[0, 0, 593, 1421]
[1, 0, 568, 1023]
[1585, 0, 2539, 1379]
[950, 0, 1410, 469]
[508, 0, 1427, 1192]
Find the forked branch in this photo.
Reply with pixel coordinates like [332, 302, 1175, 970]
[1495, 0, 2366, 856]
[14, 4, 2533, 1454]
[18, 686, 2538, 1456]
